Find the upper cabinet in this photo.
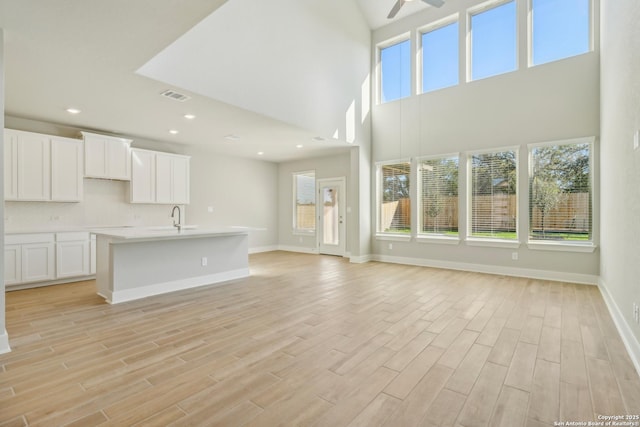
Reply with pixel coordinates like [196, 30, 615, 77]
[82, 131, 132, 180]
[4, 129, 83, 202]
[130, 148, 190, 204]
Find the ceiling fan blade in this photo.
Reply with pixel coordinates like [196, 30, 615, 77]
[387, 0, 406, 19]
[421, 0, 445, 7]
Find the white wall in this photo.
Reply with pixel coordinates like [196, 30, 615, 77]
[277, 152, 352, 252]
[1, 28, 10, 354]
[3, 117, 279, 252]
[600, 0, 640, 365]
[370, 0, 601, 281]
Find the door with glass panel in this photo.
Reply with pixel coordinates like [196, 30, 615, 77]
[317, 178, 346, 256]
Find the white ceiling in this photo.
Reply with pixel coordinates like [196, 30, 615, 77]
[0, 0, 430, 162]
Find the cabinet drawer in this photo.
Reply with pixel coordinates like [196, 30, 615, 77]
[56, 232, 90, 242]
[6, 233, 55, 245]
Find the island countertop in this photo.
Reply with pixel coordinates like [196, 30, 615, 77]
[91, 226, 250, 243]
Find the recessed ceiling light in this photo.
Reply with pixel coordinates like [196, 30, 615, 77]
[184, 114, 196, 120]
[224, 134, 240, 141]
[169, 129, 179, 135]
[296, 144, 304, 149]
[66, 108, 81, 114]
[257, 151, 264, 156]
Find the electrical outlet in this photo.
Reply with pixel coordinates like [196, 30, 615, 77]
[634, 130, 640, 151]
[388, 243, 393, 250]
[634, 303, 640, 324]
[512, 252, 518, 261]
[207, 206, 213, 213]
[201, 257, 208, 267]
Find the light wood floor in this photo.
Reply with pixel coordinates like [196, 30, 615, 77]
[1, 251, 639, 426]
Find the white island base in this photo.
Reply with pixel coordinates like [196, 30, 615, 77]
[94, 228, 249, 304]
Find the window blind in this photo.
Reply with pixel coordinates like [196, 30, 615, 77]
[419, 156, 459, 235]
[379, 162, 411, 233]
[294, 171, 316, 232]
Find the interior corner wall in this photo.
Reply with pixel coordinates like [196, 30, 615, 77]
[277, 152, 352, 253]
[599, 0, 640, 366]
[0, 28, 10, 354]
[370, 1, 600, 281]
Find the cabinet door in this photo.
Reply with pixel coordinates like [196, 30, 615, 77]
[107, 139, 131, 180]
[90, 235, 97, 275]
[130, 149, 156, 203]
[172, 156, 190, 204]
[51, 137, 83, 201]
[17, 131, 51, 201]
[83, 134, 108, 178]
[4, 129, 18, 201]
[21, 243, 55, 283]
[5, 244, 22, 285]
[155, 153, 173, 204]
[56, 240, 90, 278]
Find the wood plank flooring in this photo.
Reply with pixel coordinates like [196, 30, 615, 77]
[1, 251, 639, 426]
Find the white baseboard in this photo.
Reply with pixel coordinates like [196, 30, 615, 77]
[0, 329, 11, 355]
[249, 245, 278, 254]
[277, 245, 318, 254]
[350, 254, 373, 263]
[598, 278, 640, 377]
[108, 268, 250, 304]
[371, 254, 599, 285]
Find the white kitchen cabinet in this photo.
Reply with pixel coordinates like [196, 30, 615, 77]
[13, 129, 51, 201]
[130, 148, 190, 204]
[56, 232, 90, 278]
[90, 234, 97, 275]
[82, 131, 132, 180]
[156, 152, 190, 204]
[51, 136, 83, 201]
[4, 129, 18, 200]
[4, 244, 22, 285]
[20, 234, 55, 283]
[130, 148, 156, 203]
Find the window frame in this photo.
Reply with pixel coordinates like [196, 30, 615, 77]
[416, 153, 461, 244]
[467, 0, 519, 83]
[418, 14, 460, 94]
[377, 33, 412, 105]
[376, 159, 413, 240]
[527, 0, 593, 67]
[292, 170, 316, 235]
[466, 146, 520, 248]
[527, 137, 596, 253]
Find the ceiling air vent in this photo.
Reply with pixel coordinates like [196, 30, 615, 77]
[160, 89, 191, 102]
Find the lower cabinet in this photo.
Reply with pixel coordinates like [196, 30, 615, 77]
[5, 232, 95, 288]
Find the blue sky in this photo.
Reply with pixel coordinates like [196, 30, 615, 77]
[380, 0, 590, 102]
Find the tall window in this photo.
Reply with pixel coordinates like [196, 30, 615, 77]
[293, 171, 316, 233]
[380, 39, 411, 103]
[378, 162, 411, 233]
[419, 155, 459, 236]
[470, 150, 518, 239]
[531, 0, 590, 66]
[421, 21, 459, 93]
[529, 140, 592, 242]
[470, 1, 517, 81]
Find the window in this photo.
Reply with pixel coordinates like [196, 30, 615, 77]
[293, 171, 316, 233]
[421, 21, 459, 93]
[380, 39, 411, 103]
[529, 139, 592, 242]
[470, 1, 517, 81]
[377, 161, 411, 234]
[418, 155, 459, 236]
[531, 0, 590, 66]
[469, 149, 518, 240]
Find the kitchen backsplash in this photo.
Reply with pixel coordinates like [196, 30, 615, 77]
[4, 179, 184, 232]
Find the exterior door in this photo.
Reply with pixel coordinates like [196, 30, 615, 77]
[317, 178, 346, 256]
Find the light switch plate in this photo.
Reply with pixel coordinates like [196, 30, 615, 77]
[634, 130, 639, 151]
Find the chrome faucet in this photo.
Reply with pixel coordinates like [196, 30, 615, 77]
[171, 205, 181, 232]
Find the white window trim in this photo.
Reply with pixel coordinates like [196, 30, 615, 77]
[466, 0, 519, 83]
[376, 159, 412, 237]
[292, 170, 316, 234]
[467, 146, 520, 244]
[417, 13, 459, 94]
[527, 136, 596, 249]
[376, 32, 411, 105]
[527, 0, 594, 68]
[416, 153, 461, 242]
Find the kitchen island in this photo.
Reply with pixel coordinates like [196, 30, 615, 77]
[93, 227, 249, 304]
